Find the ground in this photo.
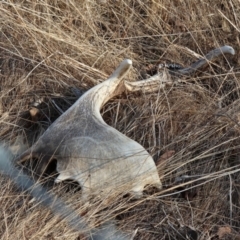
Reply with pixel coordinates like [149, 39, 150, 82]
[0, 0, 240, 239]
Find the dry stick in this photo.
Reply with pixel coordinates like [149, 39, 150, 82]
[229, 174, 233, 227]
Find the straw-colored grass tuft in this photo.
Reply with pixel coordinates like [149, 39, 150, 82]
[0, 0, 240, 239]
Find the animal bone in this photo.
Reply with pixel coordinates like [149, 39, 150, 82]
[16, 59, 162, 200]
[15, 45, 235, 200]
[170, 45, 235, 76]
[0, 146, 131, 239]
[125, 45, 235, 92]
[0, 146, 88, 233]
[124, 69, 172, 92]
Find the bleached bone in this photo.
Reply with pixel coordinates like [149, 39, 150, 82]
[16, 59, 162, 200]
[0, 146, 130, 239]
[0, 146, 88, 234]
[124, 69, 172, 92]
[15, 45, 235, 200]
[170, 45, 235, 76]
[124, 45, 235, 92]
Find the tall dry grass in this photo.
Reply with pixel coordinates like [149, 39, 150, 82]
[0, 0, 240, 239]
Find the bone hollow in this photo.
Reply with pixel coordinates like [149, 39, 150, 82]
[0, 146, 131, 239]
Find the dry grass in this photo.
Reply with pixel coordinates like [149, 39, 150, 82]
[0, 0, 240, 239]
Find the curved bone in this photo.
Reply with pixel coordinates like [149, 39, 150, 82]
[172, 45, 235, 76]
[15, 45, 235, 200]
[124, 45, 235, 92]
[0, 146, 88, 234]
[124, 69, 172, 92]
[0, 146, 130, 239]
[16, 59, 162, 200]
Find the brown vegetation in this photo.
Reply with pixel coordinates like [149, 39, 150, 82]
[0, 0, 240, 239]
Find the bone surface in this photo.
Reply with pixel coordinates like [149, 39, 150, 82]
[125, 45, 235, 91]
[0, 146, 131, 239]
[15, 45, 235, 200]
[171, 45, 235, 76]
[16, 59, 162, 200]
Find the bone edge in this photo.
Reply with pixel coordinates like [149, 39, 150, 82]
[107, 59, 132, 81]
[172, 45, 235, 76]
[0, 147, 94, 237]
[15, 149, 34, 164]
[124, 70, 171, 92]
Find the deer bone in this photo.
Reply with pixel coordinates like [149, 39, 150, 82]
[15, 45, 235, 200]
[124, 45, 235, 92]
[124, 69, 173, 92]
[170, 45, 235, 76]
[16, 59, 162, 200]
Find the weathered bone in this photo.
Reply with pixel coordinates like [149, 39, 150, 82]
[0, 146, 130, 239]
[125, 45, 235, 91]
[124, 69, 173, 92]
[170, 45, 235, 76]
[16, 59, 162, 200]
[15, 45, 235, 200]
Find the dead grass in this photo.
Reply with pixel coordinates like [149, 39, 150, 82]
[0, 0, 240, 239]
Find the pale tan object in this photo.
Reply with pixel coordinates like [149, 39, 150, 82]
[16, 59, 162, 200]
[171, 45, 235, 76]
[29, 107, 40, 122]
[15, 45, 235, 200]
